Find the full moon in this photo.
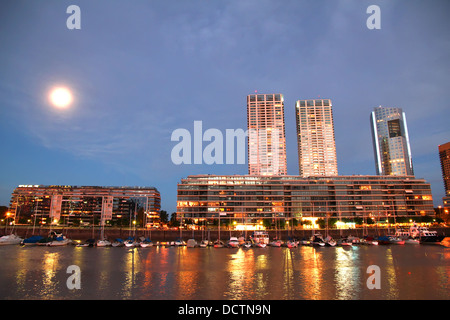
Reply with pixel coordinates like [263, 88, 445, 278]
[49, 87, 73, 108]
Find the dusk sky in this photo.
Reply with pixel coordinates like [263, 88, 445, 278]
[0, 0, 449, 214]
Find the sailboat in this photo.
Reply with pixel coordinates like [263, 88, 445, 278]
[96, 218, 111, 247]
[199, 239, 209, 248]
[124, 236, 138, 247]
[125, 202, 138, 247]
[21, 235, 44, 246]
[46, 231, 72, 246]
[1, 205, 23, 245]
[214, 213, 224, 248]
[96, 238, 111, 247]
[0, 233, 23, 245]
[140, 237, 154, 247]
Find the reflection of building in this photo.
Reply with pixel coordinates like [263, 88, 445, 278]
[177, 175, 434, 225]
[370, 106, 414, 176]
[247, 93, 287, 176]
[295, 99, 338, 177]
[439, 142, 450, 208]
[9, 185, 160, 226]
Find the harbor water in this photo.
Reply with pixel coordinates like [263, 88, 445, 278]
[0, 244, 449, 300]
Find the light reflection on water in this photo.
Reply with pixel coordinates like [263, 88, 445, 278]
[0, 245, 448, 300]
[334, 246, 361, 300]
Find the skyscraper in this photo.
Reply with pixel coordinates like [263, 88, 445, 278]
[370, 106, 414, 176]
[247, 93, 287, 175]
[295, 99, 338, 177]
[439, 142, 450, 208]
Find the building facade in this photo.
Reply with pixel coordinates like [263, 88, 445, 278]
[439, 142, 450, 208]
[247, 93, 287, 176]
[370, 106, 414, 176]
[295, 99, 338, 177]
[177, 175, 434, 225]
[9, 185, 161, 226]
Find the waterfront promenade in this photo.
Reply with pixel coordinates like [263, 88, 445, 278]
[3, 225, 449, 242]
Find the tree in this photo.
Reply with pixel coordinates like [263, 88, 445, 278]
[169, 212, 180, 227]
[160, 210, 169, 223]
[0, 206, 9, 218]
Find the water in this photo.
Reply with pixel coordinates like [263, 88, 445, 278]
[0, 244, 449, 300]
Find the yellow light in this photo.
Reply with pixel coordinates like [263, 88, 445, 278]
[49, 87, 73, 108]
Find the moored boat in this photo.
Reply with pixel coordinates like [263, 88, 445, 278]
[21, 235, 44, 246]
[96, 239, 112, 247]
[286, 240, 297, 248]
[299, 238, 310, 245]
[324, 235, 337, 247]
[76, 239, 96, 247]
[310, 233, 326, 247]
[253, 240, 267, 248]
[404, 237, 420, 245]
[45, 231, 72, 246]
[250, 231, 270, 245]
[377, 236, 391, 245]
[362, 236, 378, 245]
[408, 224, 445, 244]
[0, 234, 23, 245]
[213, 240, 224, 248]
[186, 239, 198, 248]
[124, 237, 138, 247]
[140, 238, 153, 248]
[388, 236, 405, 245]
[112, 238, 124, 247]
[337, 237, 353, 246]
[243, 240, 252, 248]
[199, 240, 209, 248]
[270, 239, 283, 247]
[174, 238, 186, 246]
[47, 238, 72, 246]
[226, 237, 240, 248]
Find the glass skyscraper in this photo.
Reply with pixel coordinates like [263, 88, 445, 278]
[247, 93, 287, 176]
[370, 106, 414, 176]
[295, 99, 338, 177]
[439, 142, 450, 208]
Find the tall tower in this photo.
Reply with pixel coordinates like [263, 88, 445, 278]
[439, 142, 450, 207]
[295, 98, 338, 177]
[247, 93, 287, 175]
[370, 106, 414, 176]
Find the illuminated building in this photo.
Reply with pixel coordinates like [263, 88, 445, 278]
[247, 93, 287, 176]
[370, 106, 414, 176]
[439, 142, 450, 208]
[8, 185, 160, 226]
[177, 175, 434, 226]
[295, 99, 338, 177]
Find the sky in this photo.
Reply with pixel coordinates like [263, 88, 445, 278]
[0, 0, 449, 214]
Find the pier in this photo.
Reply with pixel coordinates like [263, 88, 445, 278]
[4, 226, 449, 242]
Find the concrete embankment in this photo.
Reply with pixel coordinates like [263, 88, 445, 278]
[4, 226, 449, 241]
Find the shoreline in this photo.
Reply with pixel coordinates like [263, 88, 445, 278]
[2, 225, 449, 242]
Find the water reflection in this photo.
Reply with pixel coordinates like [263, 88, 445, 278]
[300, 247, 324, 299]
[225, 249, 255, 299]
[384, 248, 399, 299]
[41, 250, 61, 299]
[334, 247, 361, 300]
[282, 248, 295, 299]
[1, 245, 449, 300]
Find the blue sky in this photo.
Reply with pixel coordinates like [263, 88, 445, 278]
[0, 0, 449, 213]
